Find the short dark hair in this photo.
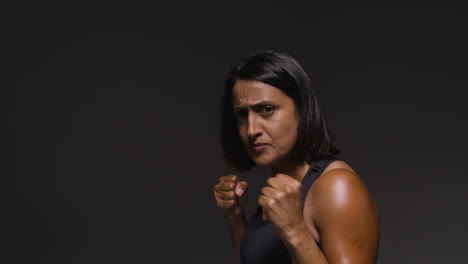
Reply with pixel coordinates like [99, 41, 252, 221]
[221, 50, 340, 171]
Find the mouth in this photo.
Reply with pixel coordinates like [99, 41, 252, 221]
[251, 143, 269, 153]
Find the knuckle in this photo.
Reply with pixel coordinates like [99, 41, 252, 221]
[266, 177, 275, 185]
[276, 174, 285, 180]
[224, 191, 235, 199]
[276, 192, 285, 200]
[258, 196, 264, 205]
[267, 199, 276, 207]
[294, 181, 302, 189]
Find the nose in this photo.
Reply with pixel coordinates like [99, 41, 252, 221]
[247, 113, 262, 138]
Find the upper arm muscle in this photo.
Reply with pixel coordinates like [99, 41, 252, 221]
[309, 169, 379, 264]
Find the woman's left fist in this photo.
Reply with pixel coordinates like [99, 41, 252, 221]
[258, 174, 304, 237]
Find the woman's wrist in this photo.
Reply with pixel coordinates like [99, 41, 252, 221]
[225, 211, 245, 225]
[281, 220, 311, 248]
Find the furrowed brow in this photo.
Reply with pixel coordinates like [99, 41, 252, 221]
[251, 101, 276, 108]
[234, 101, 275, 112]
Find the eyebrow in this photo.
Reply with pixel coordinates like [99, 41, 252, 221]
[233, 101, 276, 111]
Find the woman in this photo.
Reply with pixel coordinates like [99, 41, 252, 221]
[213, 50, 379, 264]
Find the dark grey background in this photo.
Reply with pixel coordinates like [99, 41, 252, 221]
[4, 3, 468, 264]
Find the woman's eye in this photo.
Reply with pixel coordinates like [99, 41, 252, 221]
[261, 106, 274, 114]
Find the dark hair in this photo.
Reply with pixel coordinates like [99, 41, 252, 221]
[221, 50, 340, 171]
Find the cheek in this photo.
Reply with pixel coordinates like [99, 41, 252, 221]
[275, 112, 297, 135]
[279, 118, 299, 146]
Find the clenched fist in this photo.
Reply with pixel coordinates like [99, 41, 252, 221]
[259, 174, 304, 238]
[214, 175, 248, 219]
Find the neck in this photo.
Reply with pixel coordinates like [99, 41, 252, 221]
[271, 160, 311, 181]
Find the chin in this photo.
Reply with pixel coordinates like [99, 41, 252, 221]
[252, 156, 276, 168]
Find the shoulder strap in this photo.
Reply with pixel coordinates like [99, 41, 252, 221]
[300, 157, 337, 205]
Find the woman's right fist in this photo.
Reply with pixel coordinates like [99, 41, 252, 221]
[213, 175, 248, 218]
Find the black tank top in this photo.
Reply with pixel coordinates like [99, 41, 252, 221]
[239, 157, 337, 264]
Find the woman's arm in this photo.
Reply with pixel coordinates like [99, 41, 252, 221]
[259, 169, 379, 264]
[226, 213, 247, 258]
[309, 168, 379, 264]
[282, 222, 328, 264]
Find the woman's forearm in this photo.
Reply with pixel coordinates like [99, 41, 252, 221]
[226, 213, 247, 259]
[282, 221, 328, 264]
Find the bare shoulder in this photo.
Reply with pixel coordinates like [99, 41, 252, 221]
[310, 161, 377, 216]
[321, 160, 356, 175]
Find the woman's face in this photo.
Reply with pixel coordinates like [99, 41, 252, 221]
[232, 79, 299, 168]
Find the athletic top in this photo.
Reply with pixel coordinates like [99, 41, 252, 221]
[239, 157, 337, 264]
